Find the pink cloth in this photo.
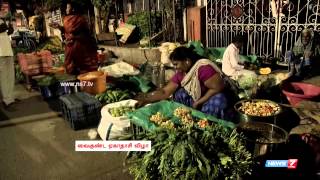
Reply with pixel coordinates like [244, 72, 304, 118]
[171, 65, 216, 95]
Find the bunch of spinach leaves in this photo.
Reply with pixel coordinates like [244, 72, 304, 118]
[125, 124, 253, 180]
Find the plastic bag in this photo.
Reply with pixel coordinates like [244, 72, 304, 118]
[98, 100, 137, 140]
[97, 120, 130, 140]
[99, 61, 140, 78]
[159, 42, 180, 66]
[100, 99, 138, 118]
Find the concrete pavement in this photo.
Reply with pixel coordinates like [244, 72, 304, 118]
[0, 116, 132, 180]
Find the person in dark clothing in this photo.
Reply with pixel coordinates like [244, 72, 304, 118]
[50, 2, 98, 75]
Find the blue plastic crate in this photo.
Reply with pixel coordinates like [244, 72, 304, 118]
[59, 92, 102, 130]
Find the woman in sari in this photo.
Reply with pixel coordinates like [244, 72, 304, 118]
[136, 46, 230, 119]
[51, 2, 98, 75]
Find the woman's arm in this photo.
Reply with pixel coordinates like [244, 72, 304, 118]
[136, 81, 178, 107]
[193, 73, 224, 108]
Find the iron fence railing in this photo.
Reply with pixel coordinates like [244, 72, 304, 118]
[206, 0, 320, 63]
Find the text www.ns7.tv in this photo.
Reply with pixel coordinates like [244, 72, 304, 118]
[60, 81, 94, 87]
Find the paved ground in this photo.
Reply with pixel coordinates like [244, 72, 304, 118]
[0, 84, 132, 180]
[1, 76, 319, 180]
[0, 116, 132, 180]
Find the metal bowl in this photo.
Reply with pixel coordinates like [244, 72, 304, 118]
[234, 99, 282, 124]
[237, 121, 288, 157]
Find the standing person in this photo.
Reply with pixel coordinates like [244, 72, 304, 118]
[136, 46, 230, 119]
[50, 2, 98, 75]
[0, 18, 16, 108]
[222, 35, 256, 80]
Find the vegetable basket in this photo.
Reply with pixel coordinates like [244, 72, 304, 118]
[234, 99, 282, 125]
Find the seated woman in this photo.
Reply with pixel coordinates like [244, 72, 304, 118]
[136, 46, 229, 119]
[287, 28, 320, 80]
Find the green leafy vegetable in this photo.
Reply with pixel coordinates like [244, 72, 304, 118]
[125, 124, 253, 180]
[37, 75, 57, 86]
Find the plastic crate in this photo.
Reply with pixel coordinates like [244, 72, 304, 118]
[59, 92, 102, 130]
[17, 50, 53, 76]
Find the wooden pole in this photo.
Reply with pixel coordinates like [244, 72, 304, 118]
[94, 6, 101, 35]
[148, 0, 152, 47]
[173, 0, 176, 42]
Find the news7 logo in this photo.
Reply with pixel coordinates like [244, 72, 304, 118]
[287, 159, 298, 169]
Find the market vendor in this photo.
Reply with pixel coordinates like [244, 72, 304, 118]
[287, 28, 320, 80]
[222, 35, 256, 80]
[50, 2, 98, 75]
[136, 46, 230, 119]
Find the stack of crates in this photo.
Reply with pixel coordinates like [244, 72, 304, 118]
[59, 92, 102, 130]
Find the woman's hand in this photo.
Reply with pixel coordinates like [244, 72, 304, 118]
[49, 22, 60, 29]
[135, 99, 147, 108]
[134, 93, 148, 108]
[192, 101, 200, 109]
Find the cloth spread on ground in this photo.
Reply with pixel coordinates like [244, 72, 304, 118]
[180, 59, 220, 101]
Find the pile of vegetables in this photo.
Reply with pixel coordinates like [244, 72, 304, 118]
[149, 107, 212, 130]
[238, 100, 281, 117]
[125, 124, 253, 180]
[109, 106, 135, 117]
[150, 112, 175, 129]
[95, 90, 132, 104]
[37, 75, 57, 86]
[37, 36, 63, 54]
[237, 75, 258, 90]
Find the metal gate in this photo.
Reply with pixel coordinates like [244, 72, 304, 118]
[206, 0, 320, 61]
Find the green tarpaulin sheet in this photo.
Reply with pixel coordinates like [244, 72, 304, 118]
[127, 100, 235, 131]
[187, 40, 258, 64]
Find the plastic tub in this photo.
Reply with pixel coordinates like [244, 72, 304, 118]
[77, 71, 107, 95]
[281, 82, 320, 106]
